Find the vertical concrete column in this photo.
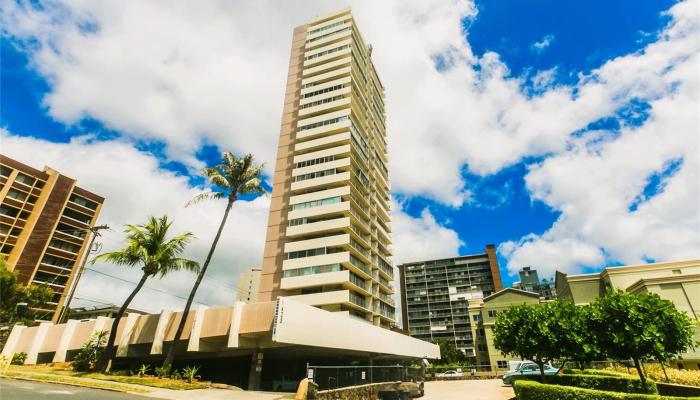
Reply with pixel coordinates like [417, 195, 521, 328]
[1, 325, 26, 357]
[92, 316, 110, 334]
[25, 322, 52, 365]
[150, 310, 172, 355]
[369, 356, 374, 383]
[116, 313, 140, 357]
[187, 305, 208, 352]
[227, 302, 245, 348]
[248, 350, 264, 390]
[52, 319, 79, 362]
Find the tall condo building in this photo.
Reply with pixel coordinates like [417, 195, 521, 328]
[398, 245, 503, 357]
[236, 267, 261, 303]
[0, 155, 104, 322]
[259, 9, 396, 328]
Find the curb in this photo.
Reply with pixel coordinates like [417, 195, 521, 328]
[0, 374, 151, 396]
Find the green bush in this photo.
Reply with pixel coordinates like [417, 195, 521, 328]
[72, 330, 108, 372]
[512, 373, 657, 394]
[513, 380, 699, 400]
[11, 352, 27, 365]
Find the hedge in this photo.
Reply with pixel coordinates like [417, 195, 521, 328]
[513, 380, 700, 400]
[657, 382, 700, 398]
[511, 373, 657, 394]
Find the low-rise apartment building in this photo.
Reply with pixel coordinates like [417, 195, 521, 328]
[556, 259, 700, 369]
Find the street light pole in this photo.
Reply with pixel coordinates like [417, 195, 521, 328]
[56, 224, 109, 323]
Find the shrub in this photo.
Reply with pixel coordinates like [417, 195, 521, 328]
[180, 365, 201, 383]
[513, 380, 696, 400]
[154, 366, 169, 379]
[583, 369, 631, 377]
[656, 382, 700, 397]
[512, 373, 657, 394]
[72, 330, 108, 372]
[136, 364, 150, 378]
[11, 352, 27, 365]
[607, 364, 700, 388]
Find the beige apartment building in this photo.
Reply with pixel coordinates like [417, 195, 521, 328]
[556, 259, 700, 368]
[236, 267, 261, 303]
[259, 8, 396, 328]
[1, 155, 104, 322]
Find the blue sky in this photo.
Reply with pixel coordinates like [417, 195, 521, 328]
[1, 0, 698, 309]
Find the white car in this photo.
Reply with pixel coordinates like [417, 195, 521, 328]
[436, 370, 463, 378]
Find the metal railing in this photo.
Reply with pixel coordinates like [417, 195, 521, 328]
[306, 364, 421, 390]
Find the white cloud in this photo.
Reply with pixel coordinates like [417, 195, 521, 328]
[2, 0, 699, 279]
[499, 0, 700, 277]
[1, 130, 269, 313]
[391, 200, 463, 265]
[531, 34, 555, 53]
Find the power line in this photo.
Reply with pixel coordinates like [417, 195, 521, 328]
[83, 267, 213, 307]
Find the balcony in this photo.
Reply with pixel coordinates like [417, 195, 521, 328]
[286, 216, 349, 238]
[295, 131, 351, 154]
[281, 269, 349, 290]
[291, 171, 350, 193]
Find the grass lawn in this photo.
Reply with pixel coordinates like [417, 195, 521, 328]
[5, 364, 210, 390]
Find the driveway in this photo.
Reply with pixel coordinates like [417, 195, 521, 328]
[0, 378, 149, 400]
[423, 379, 514, 400]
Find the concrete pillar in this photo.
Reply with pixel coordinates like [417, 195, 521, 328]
[1, 325, 26, 357]
[25, 322, 52, 365]
[150, 310, 172, 355]
[116, 313, 140, 357]
[187, 305, 208, 352]
[52, 320, 79, 362]
[227, 302, 245, 348]
[368, 356, 374, 383]
[248, 350, 264, 390]
[92, 316, 110, 334]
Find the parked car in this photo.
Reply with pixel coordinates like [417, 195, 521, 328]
[436, 370, 463, 378]
[502, 362, 559, 385]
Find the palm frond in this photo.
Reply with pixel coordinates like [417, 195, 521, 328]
[186, 191, 226, 207]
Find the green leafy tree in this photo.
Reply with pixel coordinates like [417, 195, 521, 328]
[94, 215, 199, 372]
[493, 302, 565, 380]
[163, 152, 266, 370]
[564, 304, 606, 370]
[0, 257, 54, 327]
[431, 339, 467, 364]
[589, 290, 695, 389]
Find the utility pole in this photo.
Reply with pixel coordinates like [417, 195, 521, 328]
[57, 224, 110, 323]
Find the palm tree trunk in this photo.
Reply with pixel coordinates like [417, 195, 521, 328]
[163, 199, 234, 369]
[102, 273, 149, 373]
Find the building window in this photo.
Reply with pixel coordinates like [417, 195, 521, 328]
[14, 173, 35, 186]
[298, 115, 349, 131]
[293, 168, 337, 182]
[69, 194, 98, 210]
[287, 247, 326, 259]
[497, 361, 508, 369]
[477, 328, 485, 337]
[6, 188, 28, 202]
[478, 344, 488, 352]
[488, 310, 498, 318]
[295, 155, 335, 169]
[0, 165, 12, 177]
[291, 196, 341, 210]
[473, 314, 482, 322]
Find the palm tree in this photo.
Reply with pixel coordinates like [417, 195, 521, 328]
[163, 152, 266, 369]
[94, 215, 199, 372]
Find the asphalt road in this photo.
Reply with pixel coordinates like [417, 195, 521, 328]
[0, 378, 151, 400]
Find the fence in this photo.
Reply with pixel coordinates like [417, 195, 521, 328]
[306, 364, 421, 390]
